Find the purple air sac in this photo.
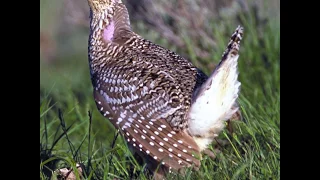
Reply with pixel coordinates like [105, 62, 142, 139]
[103, 20, 115, 42]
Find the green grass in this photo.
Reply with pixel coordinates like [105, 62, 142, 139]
[40, 3, 280, 180]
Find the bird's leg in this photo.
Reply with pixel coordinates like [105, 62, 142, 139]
[203, 148, 221, 160]
[152, 168, 167, 180]
[227, 108, 242, 134]
[226, 120, 234, 134]
[202, 138, 229, 160]
[144, 158, 168, 180]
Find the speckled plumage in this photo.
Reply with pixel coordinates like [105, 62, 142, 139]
[86, 0, 243, 176]
[90, 35, 209, 129]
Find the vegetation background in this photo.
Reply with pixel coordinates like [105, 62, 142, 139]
[40, 0, 280, 179]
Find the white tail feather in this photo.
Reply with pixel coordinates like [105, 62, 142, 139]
[187, 26, 243, 147]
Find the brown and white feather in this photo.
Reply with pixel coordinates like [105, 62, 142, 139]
[86, 0, 243, 176]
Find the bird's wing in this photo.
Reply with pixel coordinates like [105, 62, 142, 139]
[92, 55, 183, 122]
[93, 55, 201, 170]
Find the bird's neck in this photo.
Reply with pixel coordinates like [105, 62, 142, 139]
[89, 2, 133, 44]
[88, 3, 135, 63]
[88, 3, 136, 80]
[88, 9, 115, 46]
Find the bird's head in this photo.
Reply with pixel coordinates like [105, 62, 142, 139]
[87, 0, 119, 13]
[87, 0, 122, 26]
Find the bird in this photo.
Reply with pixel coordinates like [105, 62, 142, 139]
[86, 0, 243, 179]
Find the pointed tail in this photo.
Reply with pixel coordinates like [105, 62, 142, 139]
[188, 26, 243, 137]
